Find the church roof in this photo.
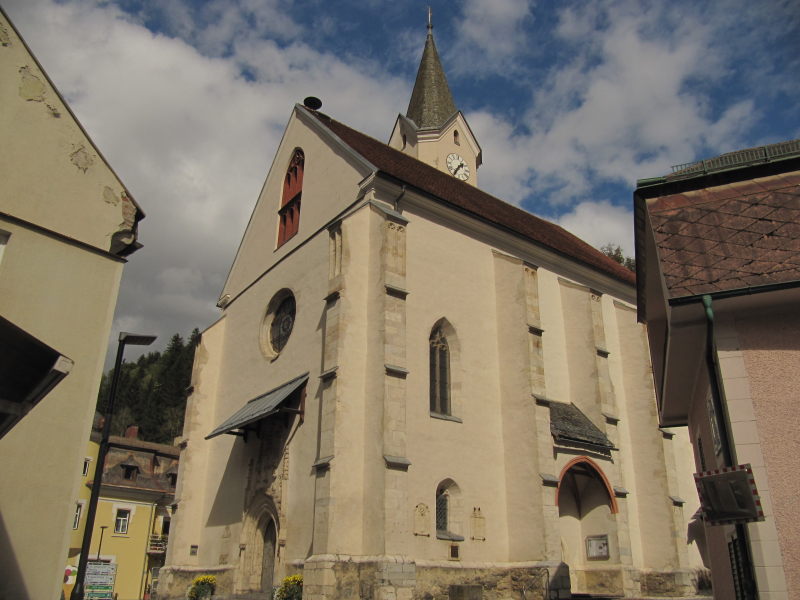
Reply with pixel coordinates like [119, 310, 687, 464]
[304, 107, 635, 286]
[405, 28, 458, 130]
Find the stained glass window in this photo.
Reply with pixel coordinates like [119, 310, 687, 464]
[270, 295, 296, 353]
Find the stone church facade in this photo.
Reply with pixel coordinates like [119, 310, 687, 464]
[159, 25, 702, 600]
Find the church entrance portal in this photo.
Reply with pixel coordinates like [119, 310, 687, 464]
[260, 517, 277, 594]
[557, 457, 620, 595]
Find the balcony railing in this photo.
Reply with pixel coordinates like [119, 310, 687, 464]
[148, 535, 167, 553]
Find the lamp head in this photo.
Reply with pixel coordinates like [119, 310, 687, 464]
[118, 332, 157, 346]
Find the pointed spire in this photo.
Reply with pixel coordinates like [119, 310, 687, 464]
[406, 12, 457, 130]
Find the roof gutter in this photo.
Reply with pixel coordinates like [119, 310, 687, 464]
[669, 279, 800, 307]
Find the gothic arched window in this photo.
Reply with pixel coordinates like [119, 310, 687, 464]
[278, 149, 304, 247]
[435, 484, 449, 532]
[429, 325, 450, 415]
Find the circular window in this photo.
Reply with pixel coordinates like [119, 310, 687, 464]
[269, 294, 295, 353]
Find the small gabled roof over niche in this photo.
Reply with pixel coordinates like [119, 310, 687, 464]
[549, 401, 614, 451]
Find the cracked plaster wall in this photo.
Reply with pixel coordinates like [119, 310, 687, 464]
[0, 11, 137, 255]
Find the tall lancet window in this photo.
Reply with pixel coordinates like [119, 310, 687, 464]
[429, 325, 450, 415]
[278, 149, 304, 247]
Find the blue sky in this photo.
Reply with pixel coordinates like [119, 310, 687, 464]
[4, 0, 799, 362]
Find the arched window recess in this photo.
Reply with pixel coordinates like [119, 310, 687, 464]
[277, 149, 304, 247]
[429, 325, 450, 415]
[435, 479, 464, 541]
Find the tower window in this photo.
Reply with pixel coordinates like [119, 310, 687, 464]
[278, 149, 304, 247]
[429, 326, 450, 415]
[453, 130, 460, 145]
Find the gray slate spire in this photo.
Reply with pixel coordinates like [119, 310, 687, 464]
[406, 25, 457, 130]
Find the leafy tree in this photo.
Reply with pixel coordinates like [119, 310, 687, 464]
[600, 243, 635, 271]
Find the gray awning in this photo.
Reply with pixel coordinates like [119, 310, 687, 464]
[549, 401, 614, 450]
[206, 372, 308, 440]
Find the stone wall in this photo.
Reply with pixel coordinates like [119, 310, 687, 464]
[155, 564, 234, 600]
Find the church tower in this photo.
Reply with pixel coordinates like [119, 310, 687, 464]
[389, 16, 482, 186]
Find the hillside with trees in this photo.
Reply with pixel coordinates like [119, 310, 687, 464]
[96, 329, 200, 444]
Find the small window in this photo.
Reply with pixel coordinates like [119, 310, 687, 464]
[429, 326, 450, 415]
[402, 134, 407, 149]
[82, 458, 91, 476]
[167, 473, 177, 487]
[72, 503, 82, 530]
[453, 130, 460, 145]
[114, 509, 131, 534]
[277, 149, 304, 247]
[122, 465, 138, 481]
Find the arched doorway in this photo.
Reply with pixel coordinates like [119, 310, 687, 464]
[236, 495, 280, 596]
[260, 518, 277, 593]
[557, 458, 619, 594]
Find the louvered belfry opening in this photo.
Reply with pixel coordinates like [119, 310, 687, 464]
[278, 149, 304, 246]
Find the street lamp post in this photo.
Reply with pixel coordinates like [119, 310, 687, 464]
[96, 526, 108, 560]
[70, 332, 156, 600]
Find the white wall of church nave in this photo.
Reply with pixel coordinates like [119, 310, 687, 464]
[403, 210, 511, 561]
[181, 231, 331, 570]
[223, 109, 370, 300]
[399, 204, 691, 570]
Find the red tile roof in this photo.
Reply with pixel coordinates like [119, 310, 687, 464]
[648, 171, 800, 298]
[305, 108, 635, 286]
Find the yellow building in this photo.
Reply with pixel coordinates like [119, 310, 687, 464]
[64, 425, 178, 600]
[0, 8, 145, 600]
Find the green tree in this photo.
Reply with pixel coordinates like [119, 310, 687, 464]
[600, 243, 635, 271]
[96, 329, 200, 444]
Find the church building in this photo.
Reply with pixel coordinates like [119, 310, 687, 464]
[159, 23, 702, 600]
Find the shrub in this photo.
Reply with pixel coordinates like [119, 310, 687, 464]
[187, 574, 216, 599]
[275, 574, 303, 599]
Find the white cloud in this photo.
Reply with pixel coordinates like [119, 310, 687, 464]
[475, 0, 762, 208]
[448, 0, 534, 74]
[554, 201, 635, 257]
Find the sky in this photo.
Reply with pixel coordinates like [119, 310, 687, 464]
[4, 0, 799, 364]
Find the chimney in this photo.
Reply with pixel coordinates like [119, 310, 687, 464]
[124, 425, 139, 439]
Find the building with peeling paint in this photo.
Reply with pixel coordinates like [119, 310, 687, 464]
[159, 24, 704, 600]
[0, 8, 144, 600]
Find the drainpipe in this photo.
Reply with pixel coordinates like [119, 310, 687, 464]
[701, 295, 758, 599]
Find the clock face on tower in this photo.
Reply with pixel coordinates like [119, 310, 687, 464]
[446, 153, 470, 181]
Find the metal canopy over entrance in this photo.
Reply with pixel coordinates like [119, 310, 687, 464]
[205, 372, 308, 440]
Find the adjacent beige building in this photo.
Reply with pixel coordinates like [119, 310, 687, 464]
[0, 9, 144, 600]
[159, 26, 702, 599]
[635, 141, 800, 599]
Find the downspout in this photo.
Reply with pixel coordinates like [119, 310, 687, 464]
[701, 295, 758, 599]
[139, 501, 156, 599]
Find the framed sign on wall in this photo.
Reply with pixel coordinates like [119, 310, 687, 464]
[586, 535, 609, 560]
